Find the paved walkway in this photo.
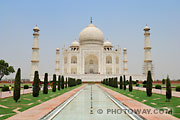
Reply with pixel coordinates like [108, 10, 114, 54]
[0, 88, 33, 99]
[52, 85, 131, 120]
[98, 84, 180, 120]
[134, 87, 180, 98]
[7, 85, 86, 120]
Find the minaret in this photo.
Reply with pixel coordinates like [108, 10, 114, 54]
[123, 48, 128, 74]
[31, 25, 40, 81]
[144, 24, 153, 76]
[55, 48, 60, 75]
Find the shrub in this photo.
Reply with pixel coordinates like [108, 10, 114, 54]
[68, 78, 76, 87]
[166, 76, 172, 101]
[129, 76, 133, 92]
[24, 85, 29, 89]
[155, 85, 162, 89]
[126, 80, 129, 85]
[146, 71, 153, 97]
[123, 75, 126, 90]
[136, 80, 139, 84]
[132, 81, 136, 84]
[2, 86, 9, 91]
[43, 73, 48, 94]
[136, 84, 140, 87]
[52, 74, 56, 92]
[65, 78, 68, 88]
[143, 84, 146, 88]
[162, 79, 165, 84]
[77, 79, 82, 85]
[33, 71, 40, 97]
[120, 76, 123, 89]
[14, 68, 21, 102]
[176, 86, 180, 92]
[143, 81, 147, 84]
[114, 77, 118, 88]
[58, 75, 61, 90]
[61, 76, 64, 89]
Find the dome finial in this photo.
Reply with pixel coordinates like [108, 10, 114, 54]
[90, 17, 92, 24]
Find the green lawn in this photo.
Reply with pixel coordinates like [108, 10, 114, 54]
[102, 84, 180, 119]
[134, 84, 180, 91]
[0, 84, 82, 120]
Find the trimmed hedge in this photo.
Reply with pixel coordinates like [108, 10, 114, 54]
[2, 86, 9, 91]
[24, 85, 29, 89]
[143, 81, 147, 84]
[143, 84, 146, 88]
[77, 79, 82, 85]
[155, 85, 162, 89]
[68, 78, 76, 87]
[176, 86, 180, 92]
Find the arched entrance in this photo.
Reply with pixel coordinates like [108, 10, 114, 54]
[84, 54, 98, 74]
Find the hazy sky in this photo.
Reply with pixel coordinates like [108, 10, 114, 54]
[0, 0, 180, 80]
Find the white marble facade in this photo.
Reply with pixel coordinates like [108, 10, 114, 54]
[62, 21, 121, 76]
[31, 20, 151, 81]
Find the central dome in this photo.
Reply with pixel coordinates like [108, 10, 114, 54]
[79, 23, 104, 45]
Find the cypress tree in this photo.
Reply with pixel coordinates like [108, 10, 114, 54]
[146, 71, 152, 97]
[13, 68, 21, 102]
[115, 77, 118, 88]
[33, 71, 40, 97]
[65, 77, 68, 88]
[52, 74, 56, 92]
[166, 76, 172, 102]
[129, 76, 133, 92]
[110, 78, 113, 87]
[112, 78, 114, 87]
[61, 75, 64, 89]
[123, 75, 126, 90]
[58, 75, 61, 90]
[43, 73, 48, 94]
[120, 76, 123, 89]
[162, 79, 165, 84]
[108, 78, 111, 86]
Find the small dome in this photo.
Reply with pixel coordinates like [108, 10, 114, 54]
[144, 24, 150, 31]
[123, 48, 127, 51]
[56, 48, 60, 51]
[104, 41, 112, 47]
[33, 25, 40, 32]
[71, 40, 79, 47]
[79, 23, 104, 45]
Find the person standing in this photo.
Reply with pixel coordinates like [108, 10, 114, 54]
[9, 85, 12, 94]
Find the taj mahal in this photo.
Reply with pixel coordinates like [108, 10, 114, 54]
[30, 18, 153, 82]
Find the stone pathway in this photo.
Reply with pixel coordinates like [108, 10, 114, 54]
[153, 98, 160, 100]
[98, 84, 180, 120]
[7, 85, 86, 120]
[176, 105, 180, 108]
[27, 103, 34, 106]
[0, 88, 53, 99]
[134, 87, 180, 98]
[150, 103, 157, 105]
[12, 108, 21, 113]
[0, 104, 8, 108]
[0, 113, 15, 118]
[52, 85, 131, 120]
[142, 99, 147, 102]
[0, 88, 33, 99]
[23, 98, 31, 101]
